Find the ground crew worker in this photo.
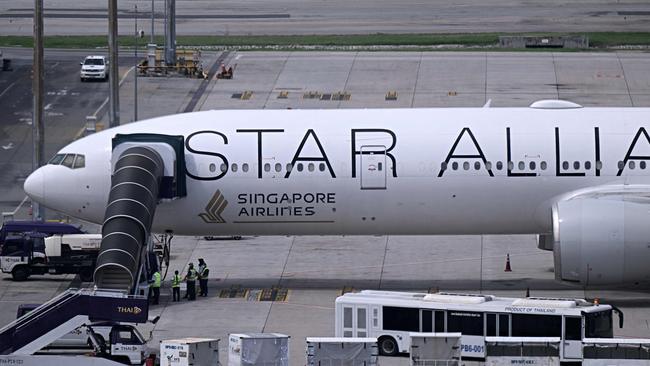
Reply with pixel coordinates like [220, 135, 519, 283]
[171, 270, 181, 302]
[183, 263, 198, 301]
[198, 258, 209, 297]
[150, 270, 161, 305]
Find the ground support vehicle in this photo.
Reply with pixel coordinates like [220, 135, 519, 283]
[335, 290, 622, 362]
[0, 289, 149, 361]
[0, 234, 100, 281]
[80, 55, 109, 81]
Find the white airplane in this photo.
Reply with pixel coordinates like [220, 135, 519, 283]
[23, 100, 650, 286]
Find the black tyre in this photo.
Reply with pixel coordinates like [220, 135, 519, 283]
[12, 266, 30, 281]
[80, 268, 94, 282]
[378, 336, 398, 356]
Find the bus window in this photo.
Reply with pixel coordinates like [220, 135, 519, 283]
[447, 311, 483, 336]
[585, 310, 613, 338]
[343, 307, 353, 337]
[383, 306, 419, 332]
[357, 308, 367, 337]
[498, 314, 509, 336]
[512, 314, 561, 337]
[565, 317, 582, 340]
[372, 307, 379, 328]
[487, 313, 497, 336]
[421, 310, 433, 332]
[434, 311, 445, 332]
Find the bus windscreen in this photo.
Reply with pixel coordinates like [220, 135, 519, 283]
[585, 310, 613, 338]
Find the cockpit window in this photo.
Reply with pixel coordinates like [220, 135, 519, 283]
[73, 155, 85, 169]
[48, 154, 66, 165]
[48, 153, 86, 169]
[61, 154, 75, 168]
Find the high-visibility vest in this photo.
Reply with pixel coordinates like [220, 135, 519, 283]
[151, 272, 161, 288]
[187, 268, 198, 281]
[171, 274, 181, 288]
[199, 265, 209, 279]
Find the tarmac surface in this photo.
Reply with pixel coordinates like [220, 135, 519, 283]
[1, 49, 650, 365]
[1, 0, 650, 36]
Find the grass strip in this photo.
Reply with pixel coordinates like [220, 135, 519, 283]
[0, 32, 648, 49]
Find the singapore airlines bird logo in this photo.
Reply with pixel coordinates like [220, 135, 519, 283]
[199, 190, 228, 224]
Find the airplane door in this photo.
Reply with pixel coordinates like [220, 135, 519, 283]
[360, 145, 387, 190]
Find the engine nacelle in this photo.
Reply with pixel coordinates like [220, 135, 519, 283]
[553, 198, 650, 285]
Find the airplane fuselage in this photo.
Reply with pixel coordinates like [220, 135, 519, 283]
[28, 107, 650, 236]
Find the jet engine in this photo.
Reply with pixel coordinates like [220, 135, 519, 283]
[551, 197, 650, 285]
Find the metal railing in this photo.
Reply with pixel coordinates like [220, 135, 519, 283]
[1, 196, 29, 223]
[411, 359, 460, 366]
[0, 289, 79, 334]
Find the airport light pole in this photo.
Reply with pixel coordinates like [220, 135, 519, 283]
[108, 0, 120, 128]
[150, 0, 155, 44]
[32, 0, 45, 220]
[134, 4, 139, 122]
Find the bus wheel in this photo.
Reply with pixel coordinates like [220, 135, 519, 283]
[378, 336, 398, 356]
[12, 266, 30, 281]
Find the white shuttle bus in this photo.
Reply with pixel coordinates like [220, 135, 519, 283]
[335, 290, 620, 362]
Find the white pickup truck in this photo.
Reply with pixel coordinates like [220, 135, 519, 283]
[80, 55, 108, 81]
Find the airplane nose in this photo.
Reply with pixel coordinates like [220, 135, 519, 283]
[24, 168, 45, 202]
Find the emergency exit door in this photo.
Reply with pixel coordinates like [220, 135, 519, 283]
[360, 145, 387, 190]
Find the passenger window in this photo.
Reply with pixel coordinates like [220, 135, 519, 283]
[529, 161, 536, 170]
[220, 163, 227, 172]
[274, 163, 282, 173]
[508, 161, 514, 170]
[422, 310, 433, 332]
[308, 163, 315, 172]
[447, 311, 484, 336]
[344, 307, 353, 328]
[73, 155, 85, 169]
[452, 162, 459, 170]
[441, 162, 447, 171]
[209, 163, 216, 172]
[231, 163, 238, 172]
[48, 154, 65, 165]
[264, 163, 271, 172]
[297, 163, 304, 172]
[463, 162, 469, 171]
[487, 313, 497, 336]
[518, 161, 525, 170]
[596, 161, 603, 170]
[498, 314, 509, 336]
[496, 161, 503, 170]
[641, 161, 647, 170]
[434, 311, 445, 332]
[320, 163, 326, 172]
[617, 161, 624, 169]
[540, 161, 547, 170]
[383, 306, 419, 332]
[513, 314, 561, 337]
[629, 161, 636, 170]
[485, 161, 492, 170]
[584, 161, 591, 170]
[242, 163, 249, 173]
[474, 162, 481, 170]
[573, 161, 580, 170]
[562, 161, 569, 170]
[62, 154, 75, 168]
[286, 163, 293, 172]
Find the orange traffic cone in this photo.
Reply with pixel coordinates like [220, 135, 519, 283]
[504, 253, 512, 272]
